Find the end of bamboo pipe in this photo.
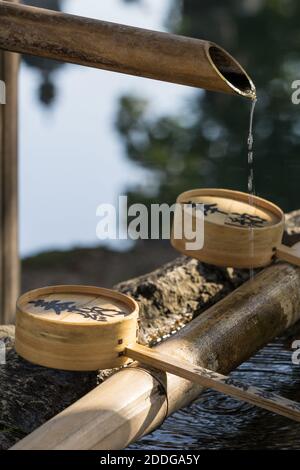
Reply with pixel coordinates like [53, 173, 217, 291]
[205, 43, 256, 99]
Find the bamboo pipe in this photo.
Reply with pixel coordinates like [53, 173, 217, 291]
[0, 1, 256, 98]
[11, 262, 300, 450]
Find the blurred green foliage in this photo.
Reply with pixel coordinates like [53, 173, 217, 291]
[117, 0, 300, 211]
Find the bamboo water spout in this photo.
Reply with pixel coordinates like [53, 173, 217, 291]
[0, 1, 255, 98]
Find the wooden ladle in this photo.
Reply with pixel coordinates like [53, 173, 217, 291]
[171, 188, 300, 269]
[15, 285, 300, 424]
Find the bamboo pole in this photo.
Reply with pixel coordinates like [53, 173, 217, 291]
[0, 1, 255, 98]
[0, 0, 19, 324]
[11, 262, 300, 450]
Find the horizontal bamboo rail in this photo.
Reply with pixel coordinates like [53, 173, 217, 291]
[0, 1, 255, 98]
[11, 262, 300, 450]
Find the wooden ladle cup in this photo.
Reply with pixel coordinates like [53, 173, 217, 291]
[171, 188, 300, 269]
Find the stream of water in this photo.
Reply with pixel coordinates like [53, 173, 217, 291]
[247, 97, 257, 280]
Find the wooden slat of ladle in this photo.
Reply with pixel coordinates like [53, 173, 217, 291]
[276, 242, 300, 267]
[126, 343, 300, 423]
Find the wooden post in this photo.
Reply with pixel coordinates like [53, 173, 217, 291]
[0, 0, 19, 324]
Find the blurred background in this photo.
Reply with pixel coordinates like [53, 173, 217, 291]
[20, 0, 300, 289]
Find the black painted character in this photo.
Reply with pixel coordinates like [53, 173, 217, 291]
[227, 212, 267, 228]
[29, 299, 130, 322]
[187, 201, 227, 217]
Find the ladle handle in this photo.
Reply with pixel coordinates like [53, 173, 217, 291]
[276, 242, 300, 267]
[125, 344, 300, 423]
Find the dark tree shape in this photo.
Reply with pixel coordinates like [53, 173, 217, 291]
[22, 0, 66, 106]
[117, 0, 300, 213]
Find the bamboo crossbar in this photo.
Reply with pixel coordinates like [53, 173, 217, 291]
[0, 1, 255, 97]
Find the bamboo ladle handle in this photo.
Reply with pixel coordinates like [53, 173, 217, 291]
[126, 344, 300, 423]
[276, 242, 300, 267]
